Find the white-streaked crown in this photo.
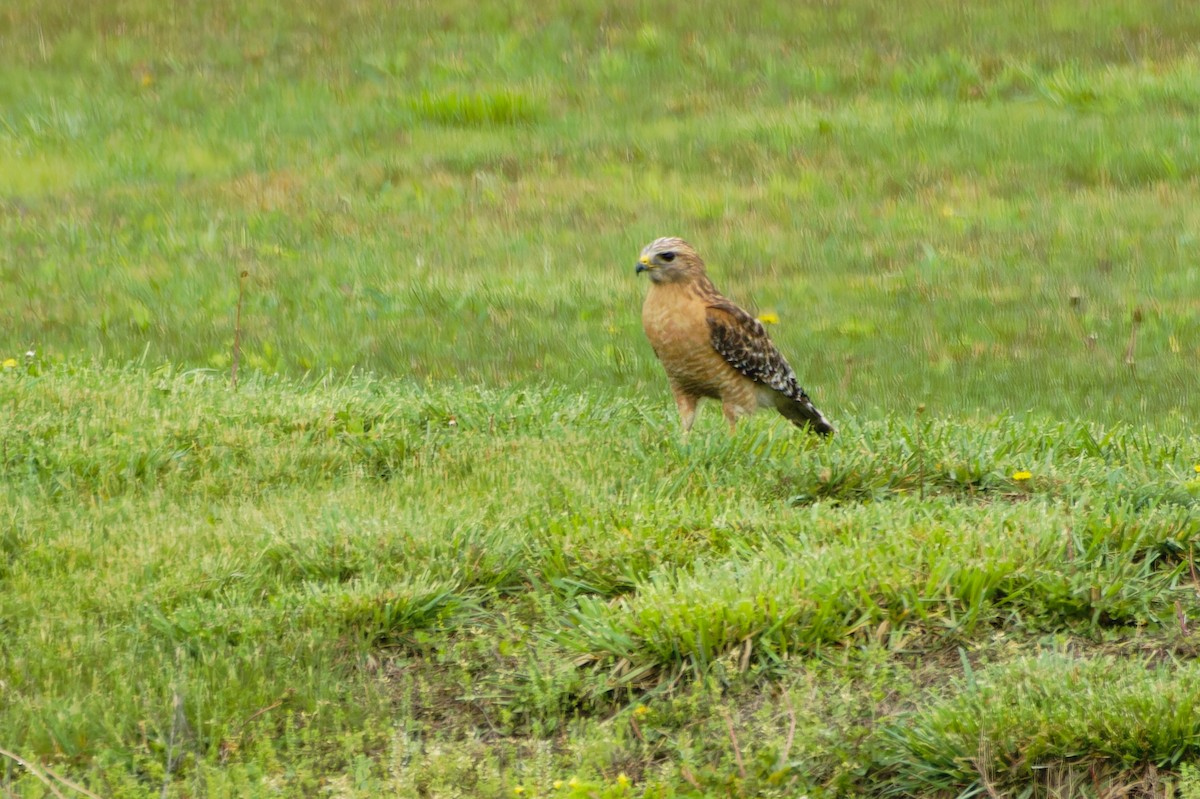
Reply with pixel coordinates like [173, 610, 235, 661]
[640, 237, 692, 259]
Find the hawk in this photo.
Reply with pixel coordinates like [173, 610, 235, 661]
[636, 237, 834, 436]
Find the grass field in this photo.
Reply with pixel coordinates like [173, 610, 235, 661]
[3, 0, 1200, 796]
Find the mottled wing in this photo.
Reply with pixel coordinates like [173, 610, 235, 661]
[705, 301, 805, 398]
[706, 300, 835, 434]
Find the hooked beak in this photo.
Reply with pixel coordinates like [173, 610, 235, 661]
[635, 254, 652, 274]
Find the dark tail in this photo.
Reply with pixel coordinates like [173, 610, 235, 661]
[776, 394, 835, 436]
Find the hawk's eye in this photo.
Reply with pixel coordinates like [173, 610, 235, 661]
[660, 252, 676, 262]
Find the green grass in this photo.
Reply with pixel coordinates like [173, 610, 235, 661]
[4, 0, 1200, 796]
[4, 0, 1200, 422]
[3, 366, 1199, 796]
[410, 89, 545, 127]
[882, 654, 1200, 795]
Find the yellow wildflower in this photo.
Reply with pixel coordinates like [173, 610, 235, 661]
[757, 312, 780, 325]
[941, 205, 955, 218]
[513, 787, 525, 796]
[1, 358, 16, 369]
[1195, 465, 1200, 474]
[616, 773, 630, 787]
[632, 704, 648, 716]
[1012, 470, 1032, 481]
[567, 778, 580, 789]
[553, 780, 564, 790]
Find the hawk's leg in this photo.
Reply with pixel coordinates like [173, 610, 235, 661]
[670, 385, 699, 434]
[721, 401, 740, 434]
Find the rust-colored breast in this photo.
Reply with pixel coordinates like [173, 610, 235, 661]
[642, 282, 755, 404]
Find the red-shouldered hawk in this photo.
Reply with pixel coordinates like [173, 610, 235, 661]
[636, 237, 834, 435]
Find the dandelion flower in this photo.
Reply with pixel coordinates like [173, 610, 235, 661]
[513, 787, 525, 796]
[1012, 470, 1032, 481]
[632, 704, 648, 716]
[1195, 465, 1200, 474]
[1, 358, 16, 369]
[757, 311, 780, 325]
[616, 773, 630, 788]
[553, 780, 564, 790]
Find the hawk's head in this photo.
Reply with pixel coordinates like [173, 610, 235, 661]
[636, 237, 705, 284]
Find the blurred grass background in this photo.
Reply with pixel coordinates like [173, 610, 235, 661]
[3, 0, 1199, 424]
